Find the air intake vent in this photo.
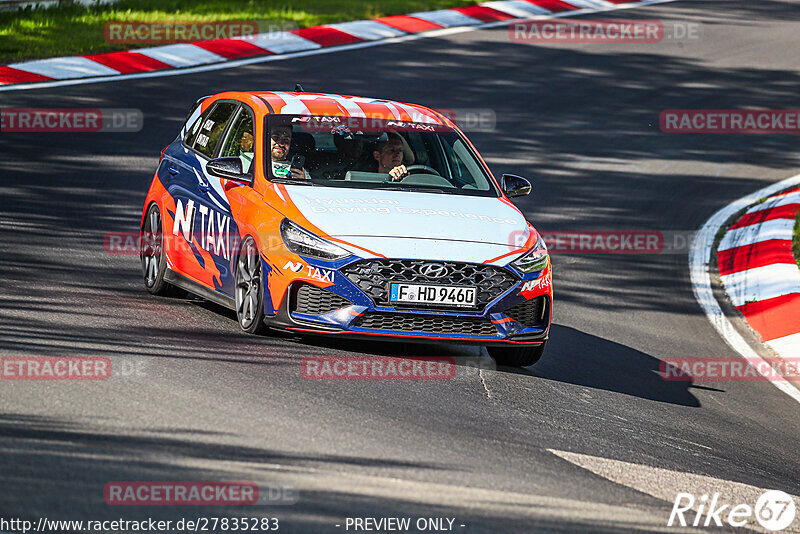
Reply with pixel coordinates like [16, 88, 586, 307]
[355, 313, 497, 336]
[503, 297, 547, 328]
[293, 285, 351, 315]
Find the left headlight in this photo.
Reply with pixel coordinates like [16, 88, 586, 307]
[511, 234, 549, 273]
[280, 219, 351, 261]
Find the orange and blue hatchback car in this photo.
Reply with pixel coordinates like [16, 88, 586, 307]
[140, 91, 552, 366]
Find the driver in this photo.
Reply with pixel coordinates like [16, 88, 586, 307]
[270, 125, 310, 180]
[374, 133, 411, 182]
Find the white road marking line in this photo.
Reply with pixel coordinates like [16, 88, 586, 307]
[549, 449, 800, 532]
[328, 20, 407, 40]
[718, 218, 795, 251]
[767, 332, 800, 358]
[483, 0, 553, 17]
[746, 190, 800, 215]
[135, 44, 226, 67]
[236, 31, 321, 54]
[406, 9, 483, 27]
[563, 0, 617, 8]
[689, 172, 800, 404]
[7, 56, 120, 79]
[720, 263, 800, 307]
[0, 0, 681, 93]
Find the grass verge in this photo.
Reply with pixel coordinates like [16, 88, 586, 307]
[0, 0, 477, 63]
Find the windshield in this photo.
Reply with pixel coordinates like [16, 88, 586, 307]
[265, 115, 499, 197]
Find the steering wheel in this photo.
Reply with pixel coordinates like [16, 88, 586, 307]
[404, 164, 441, 176]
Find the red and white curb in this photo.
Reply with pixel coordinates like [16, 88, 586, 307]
[0, 0, 676, 91]
[691, 173, 800, 405]
[717, 187, 800, 357]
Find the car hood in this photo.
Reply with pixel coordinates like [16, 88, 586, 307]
[283, 185, 530, 263]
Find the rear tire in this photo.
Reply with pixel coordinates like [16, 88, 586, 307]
[235, 237, 267, 335]
[488, 342, 546, 367]
[140, 203, 184, 297]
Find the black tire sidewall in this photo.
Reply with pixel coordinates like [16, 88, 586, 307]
[236, 237, 267, 335]
[141, 202, 171, 295]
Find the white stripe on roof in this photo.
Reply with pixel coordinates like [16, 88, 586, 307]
[271, 92, 312, 114]
[8, 56, 119, 79]
[394, 102, 440, 124]
[136, 44, 225, 67]
[381, 102, 404, 120]
[328, 20, 406, 40]
[330, 95, 368, 117]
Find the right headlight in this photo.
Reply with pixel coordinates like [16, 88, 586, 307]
[280, 219, 351, 261]
[511, 234, 549, 273]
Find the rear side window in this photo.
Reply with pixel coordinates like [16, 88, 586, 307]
[220, 108, 256, 175]
[185, 102, 237, 158]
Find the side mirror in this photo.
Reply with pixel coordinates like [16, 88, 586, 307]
[501, 174, 532, 198]
[207, 157, 250, 184]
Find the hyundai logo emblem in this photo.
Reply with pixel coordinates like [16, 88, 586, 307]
[419, 263, 449, 279]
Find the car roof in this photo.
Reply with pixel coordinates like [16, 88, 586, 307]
[249, 91, 450, 126]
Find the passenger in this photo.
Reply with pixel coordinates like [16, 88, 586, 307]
[239, 131, 254, 173]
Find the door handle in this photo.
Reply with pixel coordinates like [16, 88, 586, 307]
[168, 167, 179, 176]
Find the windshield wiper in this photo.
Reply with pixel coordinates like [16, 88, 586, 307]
[271, 178, 317, 186]
[374, 185, 445, 193]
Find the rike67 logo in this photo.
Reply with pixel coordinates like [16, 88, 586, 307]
[669, 490, 796, 531]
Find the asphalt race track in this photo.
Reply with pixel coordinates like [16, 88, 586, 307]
[2, 0, 800, 532]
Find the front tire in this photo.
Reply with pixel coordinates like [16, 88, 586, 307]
[235, 237, 267, 334]
[140, 202, 184, 297]
[488, 342, 546, 367]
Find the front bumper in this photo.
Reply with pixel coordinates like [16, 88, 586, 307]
[264, 257, 552, 346]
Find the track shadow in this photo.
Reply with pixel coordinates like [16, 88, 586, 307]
[529, 324, 703, 406]
[0, 413, 649, 533]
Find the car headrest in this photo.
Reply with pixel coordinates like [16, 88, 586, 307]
[290, 131, 315, 156]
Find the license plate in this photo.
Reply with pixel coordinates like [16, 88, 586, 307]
[389, 283, 477, 307]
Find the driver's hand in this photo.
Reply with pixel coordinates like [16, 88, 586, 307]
[389, 165, 408, 182]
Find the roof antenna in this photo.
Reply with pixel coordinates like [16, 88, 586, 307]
[294, 83, 304, 92]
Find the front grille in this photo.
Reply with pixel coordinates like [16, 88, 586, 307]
[503, 297, 547, 327]
[293, 284, 351, 315]
[355, 313, 497, 336]
[342, 259, 517, 310]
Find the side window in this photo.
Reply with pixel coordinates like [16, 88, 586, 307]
[182, 100, 203, 139]
[187, 102, 237, 158]
[220, 108, 255, 175]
